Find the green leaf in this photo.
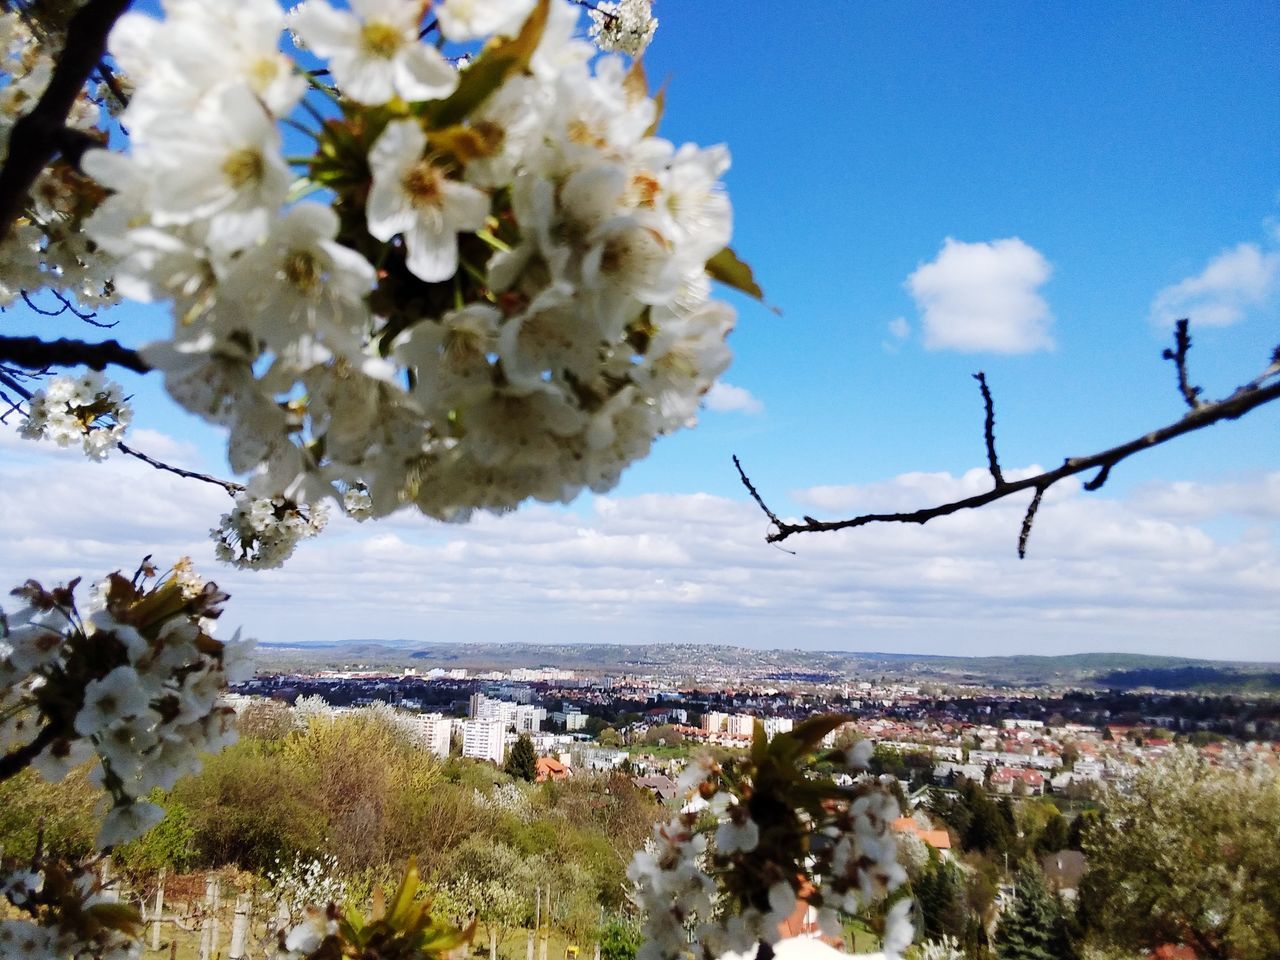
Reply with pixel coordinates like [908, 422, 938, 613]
[426, 0, 549, 129]
[706, 246, 770, 306]
[784, 714, 853, 754]
[750, 720, 769, 766]
[388, 860, 421, 925]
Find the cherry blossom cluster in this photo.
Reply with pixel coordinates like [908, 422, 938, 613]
[0, 561, 251, 847]
[268, 853, 348, 929]
[58, 0, 738, 568]
[0, 10, 116, 311]
[0, 560, 251, 958]
[588, 0, 658, 57]
[212, 492, 330, 570]
[918, 935, 966, 960]
[19, 371, 132, 460]
[0, 858, 142, 960]
[627, 721, 913, 960]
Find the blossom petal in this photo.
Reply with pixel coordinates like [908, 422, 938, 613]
[393, 43, 459, 102]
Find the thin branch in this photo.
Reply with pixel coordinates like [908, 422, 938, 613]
[0, 365, 242, 496]
[20, 290, 68, 316]
[115, 442, 243, 496]
[0, 335, 149, 374]
[736, 330, 1280, 555]
[0, 367, 36, 404]
[0, 0, 133, 242]
[20, 289, 113, 326]
[731, 454, 784, 530]
[973, 371, 1005, 487]
[1018, 486, 1044, 559]
[0, 387, 23, 422]
[94, 59, 129, 109]
[51, 288, 113, 326]
[1162, 318, 1203, 410]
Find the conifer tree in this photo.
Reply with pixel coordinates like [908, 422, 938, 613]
[505, 734, 538, 782]
[914, 858, 969, 943]
[993, 864, 1076, 960]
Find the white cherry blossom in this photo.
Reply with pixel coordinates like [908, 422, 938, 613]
[366, 119, 491, 282]
[291, 0, 457, 106]
[436, 0, 536, 41]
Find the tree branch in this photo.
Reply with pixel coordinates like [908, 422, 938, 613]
[973, 371, 1005, 487]
[735, 328, 1280, 556]
[0, 335, 150, 374]
[0, 0, 133, 243]
[1162, 318, 1203, 410]
[115, 441, 243, 496]
[1018, 485, 1044, 559]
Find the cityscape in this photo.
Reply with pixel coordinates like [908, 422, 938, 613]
[233, 651, 1280, 786]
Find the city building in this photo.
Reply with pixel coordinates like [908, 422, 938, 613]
[403, 712, 453, 759]
[462, 718, 506, 763]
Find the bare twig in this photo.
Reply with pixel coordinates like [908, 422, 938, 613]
[0, 335, 149, 374]
[0, 0, 133, 242]
[1162, 318, 1203, 410]
[731, 454, 784, 530]
[115, 442, 243, 496]
[735, 326, 1280, 556]
[1018, 486, 1045, 559]
[20, 290, 69, 316]
[19, 289, 113, 326]
[52, 288, 114, 326]
[973, 371, 1005, 487]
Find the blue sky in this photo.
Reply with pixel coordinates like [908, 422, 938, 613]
[3, 1, 1278, 660]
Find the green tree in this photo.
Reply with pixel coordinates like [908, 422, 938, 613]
[993, 864, 1077, 960]
[599, 919, 643, 960]
[957, 780, 1011, 856]
[1078, 750, 1280, 960]
[643, 725, 684, 747]
[172, 741, 324, 871]
[596, 727, 623, 748]
[1065, 810, 1097, 852]
[505, 734, 538, 782]
[1034, 812, 1069, 855]
[0, 766, 100, 862]
[914, 858, 970, 943]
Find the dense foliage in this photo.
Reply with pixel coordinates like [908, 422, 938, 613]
[1078, 750, 1280, 960]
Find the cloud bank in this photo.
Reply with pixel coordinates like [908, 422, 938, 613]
[2, 429, 1277, 661]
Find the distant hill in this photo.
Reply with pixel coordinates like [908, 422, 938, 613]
[253, 640, 1280, 692]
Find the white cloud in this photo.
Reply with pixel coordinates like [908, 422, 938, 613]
[887, 316, 910, 340]
[2, 425, 1278, 660]
[907, 237, 1055, 353]
[1150, 242, 1280, 327]
[703, 381, 763, 415]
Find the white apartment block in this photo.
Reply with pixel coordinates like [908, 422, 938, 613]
[762, 717, 794, 739]
[1002, 719, 1046, 731]
[702, 711, 728, 734]
[553, 707, 588, 731]
[401, 713, 454, 759]
[462, 718, 506, 763]
[470, 693, 546, 732]
[727, 714, 756, 738]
